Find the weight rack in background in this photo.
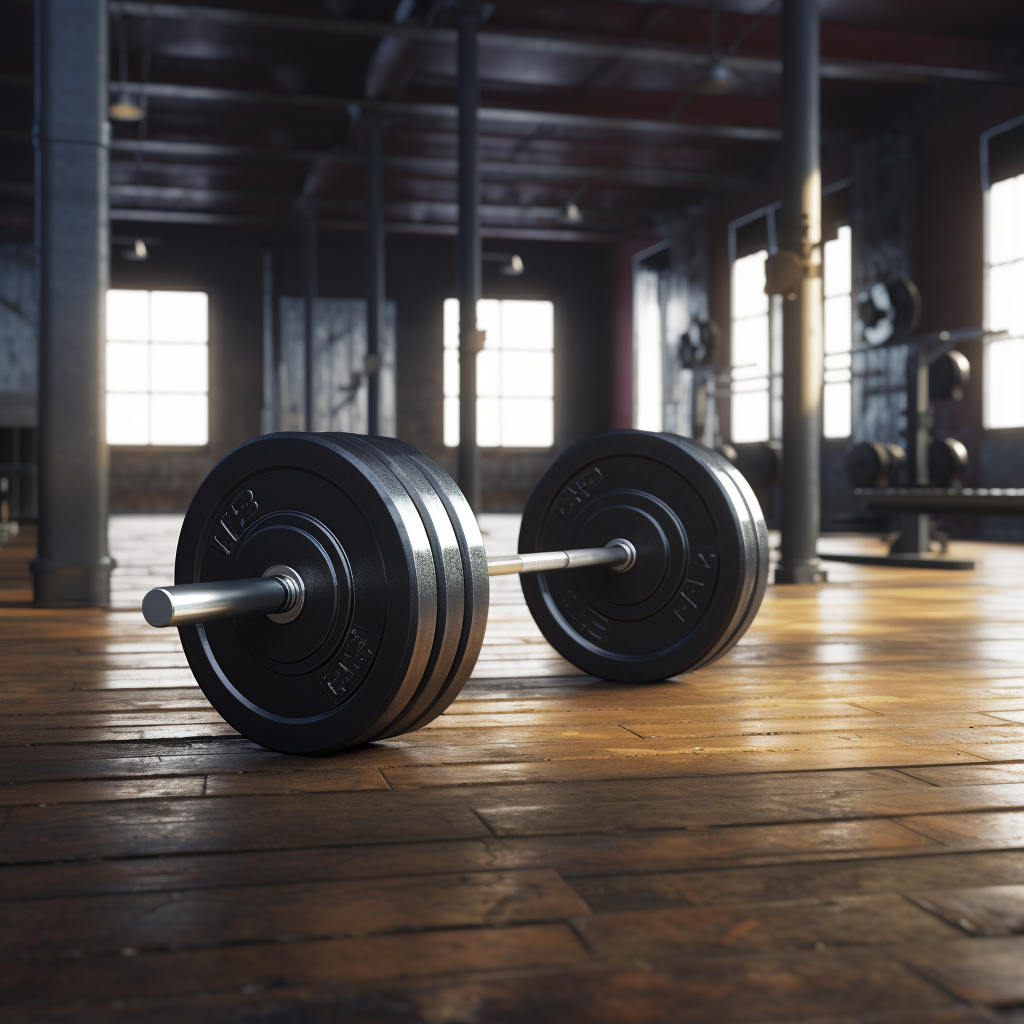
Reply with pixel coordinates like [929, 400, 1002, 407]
[0, 427, 37, 525]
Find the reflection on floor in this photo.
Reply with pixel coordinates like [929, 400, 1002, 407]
[2, 516, 1024, 1020]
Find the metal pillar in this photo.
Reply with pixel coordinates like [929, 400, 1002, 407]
[889, 346, 932, 553]
[260, 247, 276, 435]
[32, 0, 114, 607]
[301, 200, 318, 432]
[773, 0, 826, 585]
[456, 3, 484, 512]
[363, 116, 386, 437]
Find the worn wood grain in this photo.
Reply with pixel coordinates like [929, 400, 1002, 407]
[3, 516, 1024, 1018]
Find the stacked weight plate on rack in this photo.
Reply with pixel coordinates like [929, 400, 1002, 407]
[174, 432, 487, 754]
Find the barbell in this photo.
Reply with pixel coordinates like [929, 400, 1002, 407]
[144, 430, 768, 754]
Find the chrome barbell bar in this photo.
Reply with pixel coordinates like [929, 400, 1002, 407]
[143, 539, 637, 628]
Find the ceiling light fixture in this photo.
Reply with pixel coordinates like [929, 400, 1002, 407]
[695, 0, 740, 96]
[483, 252, 525, 276]
[562, 202, 583, 224]
[110, 91, 145, 122]
[501, 254, 524, 276]
[109, 16, 146, 122]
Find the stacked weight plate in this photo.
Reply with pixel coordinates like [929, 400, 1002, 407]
[332, 435, 489, 738]
[518, 430, 768, 683]
[174, 432, 486, 755]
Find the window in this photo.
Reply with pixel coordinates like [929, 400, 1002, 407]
[443, 298, 554, 448]
[823, 224, 852, 438]
[633, 264, 663, 432]
[984, 171, 1024, 428]
[106, 290, 209, 446]
[730, 250, 770, 443]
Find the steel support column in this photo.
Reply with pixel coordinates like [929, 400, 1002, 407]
[456, 3, 484, 512]
[260, 247, 276, 434]
[363, 116, 386, 436]
[889, 347, 932, 553]
[302, 200, 318, 432]
[32, 0, 114, 607]
[773, 0, 826, 585]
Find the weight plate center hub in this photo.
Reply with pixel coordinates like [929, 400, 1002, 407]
[228, 514, 352, 666]
[567, 495, 686, 613]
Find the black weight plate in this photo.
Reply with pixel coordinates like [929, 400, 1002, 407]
[330, 435, 465, 739]
[518, 430, 768, 683]
[372, 438, 489, 731]
[174, 432, 437, 754]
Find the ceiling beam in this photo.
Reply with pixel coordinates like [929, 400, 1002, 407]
[109, 138, 752, 188]
[108, 207, 629, 242]
[105, 183, 661, 224]
[112, 81, 782, 142]
[107, 1, 1006, 85]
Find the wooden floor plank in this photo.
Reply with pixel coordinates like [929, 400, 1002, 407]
[4, 869, 588, 957]
[4, 516, 1024, 1017]
[2, 922, 589, 1005]
[897, 937, 1024, 1005]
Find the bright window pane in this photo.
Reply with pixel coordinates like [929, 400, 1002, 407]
[477, 396, 501, 447]
[985, 170, 1024, 429]
[151, 291, 208, 342]
[443, 346, 460, 397]
[443, 297, 459, 349]
[151, 394, 209, 445]
[444, 298, 554, 448]
[824, 380, 852, 439]
[107, 393, 150, 445]
[443, 396, 460, 448]
[634, 267, 663, 432]
[732, 252, 768, 319]
[501, 300, 554, 350]
[105, 290, 209, 446]
[106, 341, 149, 392]
[106, 290, 149, 341]
[731, 390, 769, 444]
[824, 294, 852, 355]
[150, 343, 208, 394]
[985, 337, 1024, 429]
[731, 314, 770, 379]
[822, 224, 852, 437]
[477, 299, 502, 349]
[502, 351, 553, 398]
[989, 261, 1024, 337]
[501, 398, 554, 447]
[823, 225, 852, 299]
[477, 349, 500, 398]
[731, 249, 771, 443]
[988, 177, 1017, 266]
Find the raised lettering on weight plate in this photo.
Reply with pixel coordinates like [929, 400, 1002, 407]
[554, 466, 604, 522]
[671, 550, 717, 628]
[209, 489, 259, 556]
[320, 626, 381, 705]
[560, 588, 610, 643]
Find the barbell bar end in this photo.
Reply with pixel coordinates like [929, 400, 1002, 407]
[142, 572, 301, 628]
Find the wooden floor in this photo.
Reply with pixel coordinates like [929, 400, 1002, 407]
[3, 516, 1024, 1023]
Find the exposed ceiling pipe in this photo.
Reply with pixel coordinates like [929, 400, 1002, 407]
[106, 1, 1005, 85]
[108, 80, 783, 142]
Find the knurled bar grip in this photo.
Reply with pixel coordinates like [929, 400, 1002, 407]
[142, 542, 636, 628]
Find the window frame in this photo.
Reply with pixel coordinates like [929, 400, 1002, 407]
[980, 113, 1024, 432]
[726, 181, 852, 446]
[105, 288, 211, 449]
[443, 297, 555, 450]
